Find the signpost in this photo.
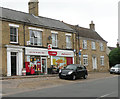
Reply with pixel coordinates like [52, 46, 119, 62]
[79, 48, 82, 65]
[48, 44, 52, 50]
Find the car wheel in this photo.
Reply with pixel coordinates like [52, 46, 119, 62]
[59, 76, 63, 79]
[83, 74, 87, 79]
[72, 75, 76, 80]
[110, 72, 113, 74]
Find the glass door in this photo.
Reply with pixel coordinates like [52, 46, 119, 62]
[41, 57, 47, 74]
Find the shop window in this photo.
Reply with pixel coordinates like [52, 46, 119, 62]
[52, 33, 57, 47]
[66, 36, 72, 49]
[52, 56, 73, 69]
[30, 30, 42, 46]
[83, 55, 88, 66]
[10, 27, 18, 43]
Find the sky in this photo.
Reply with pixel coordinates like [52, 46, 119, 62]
[1, 0, 119, 47]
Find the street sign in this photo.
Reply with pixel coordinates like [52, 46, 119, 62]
[79, 51, 81, 57]
[48, 44, 52, 50]
[79, 51, 81, 55]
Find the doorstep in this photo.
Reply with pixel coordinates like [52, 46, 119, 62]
[0, 74, 58, 80]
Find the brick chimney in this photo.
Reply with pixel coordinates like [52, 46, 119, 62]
[89, 21, 95, 31]
[28, 0, 39, 16]
[117, 39, 120, 48]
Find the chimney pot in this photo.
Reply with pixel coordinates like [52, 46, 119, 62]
[89, 21, 95, 31]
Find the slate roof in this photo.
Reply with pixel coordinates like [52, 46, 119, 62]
[0, 7, 73, 33]
[108, 47, 116, 50]
[65, 23, 107, 42]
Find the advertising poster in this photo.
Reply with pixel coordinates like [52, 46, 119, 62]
[52, 56, 74, 69]
[53, 56, 67, 69]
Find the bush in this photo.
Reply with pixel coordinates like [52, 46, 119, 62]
[109, 48, 120, 67]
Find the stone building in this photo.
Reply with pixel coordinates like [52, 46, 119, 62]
[0, 0, 75, 76]
[0, 0, 109, 76]
[66, 21, 109, 72]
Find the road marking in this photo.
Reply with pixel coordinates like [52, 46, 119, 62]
[100, 93, 112, 97]
[96, 92, 116, 99]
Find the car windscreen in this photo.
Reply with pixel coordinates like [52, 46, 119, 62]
[114, 64, 120, 68]
[66, 65, 77, 70]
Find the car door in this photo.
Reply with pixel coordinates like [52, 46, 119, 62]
[77, 66, 84, 78]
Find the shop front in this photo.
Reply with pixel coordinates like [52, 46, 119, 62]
[50, 49, 74, 69]
[25, 47, 48, 75]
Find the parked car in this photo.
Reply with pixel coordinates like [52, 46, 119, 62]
[110, 64, 120, 74]
[59, 64, 88, 80]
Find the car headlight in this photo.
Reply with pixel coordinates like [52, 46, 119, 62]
[68, 71, 73, 75]
[59, 69, 62, 73]
[115, 69, 118, 72]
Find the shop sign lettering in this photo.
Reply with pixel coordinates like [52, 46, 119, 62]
[29, 51, 45, 54]
[48, 51, 57, 56]
[61, 53, 72, 56]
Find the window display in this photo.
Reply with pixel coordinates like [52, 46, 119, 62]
[52, 56, 73, 69]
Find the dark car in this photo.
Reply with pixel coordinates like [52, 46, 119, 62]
[59, 64, 88, 80]
[110, 64, 120, 74]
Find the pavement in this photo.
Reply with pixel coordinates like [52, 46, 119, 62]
[1, 72, 118, 97]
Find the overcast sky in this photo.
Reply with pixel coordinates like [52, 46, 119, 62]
[1, 0, 119, 47]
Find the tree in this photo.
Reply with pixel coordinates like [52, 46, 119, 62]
[109, 47, 120, 67]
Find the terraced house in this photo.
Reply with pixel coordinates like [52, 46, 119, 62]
[0, 0, 76, 76]
[67, 22, 109, 72]
[0, 0, 109, 76]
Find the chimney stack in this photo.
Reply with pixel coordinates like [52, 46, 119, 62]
[117, 39, 120, 48]
[89, 21, 95, 31]
[28, 0, 39, 16]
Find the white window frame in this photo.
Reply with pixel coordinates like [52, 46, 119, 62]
[91, 41, 96, 50]
[52, 33, 58, 47]
[83, 55, 88, 66]
[83, 40, 87, 49]
[29, 30, 42, 46]
[100, 56, 104, 66]
[100, 43, 104, 51]
[10, 26, 18, 44]
[66, 35, 72, 49]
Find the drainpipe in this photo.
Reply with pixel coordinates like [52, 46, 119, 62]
[23, 23, 25, 68]
[75, 25, 80, 64]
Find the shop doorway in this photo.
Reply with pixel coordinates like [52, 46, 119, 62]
[11, 52, 17, 76]
[41, 57, 47, 74]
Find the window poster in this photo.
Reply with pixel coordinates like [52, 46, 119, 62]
[52, 56, 67, 69]
[27, 56, 30, 62]
[52, 56, 73, 69]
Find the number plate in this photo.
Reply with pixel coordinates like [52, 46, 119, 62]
[61, 74, 66, 76]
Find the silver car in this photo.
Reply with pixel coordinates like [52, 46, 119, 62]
[110, 64, 120, 74]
